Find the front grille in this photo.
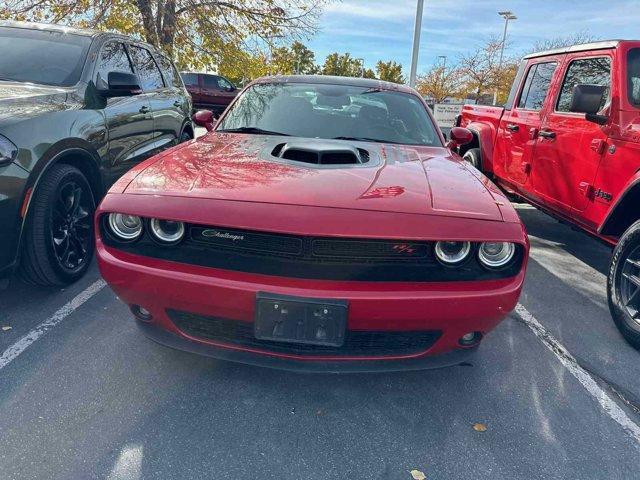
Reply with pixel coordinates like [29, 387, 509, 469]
[168, 309, 441, 357]
[102, 220, 524, 282]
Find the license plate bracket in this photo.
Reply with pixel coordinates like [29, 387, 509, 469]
[254, 293, 348, 347]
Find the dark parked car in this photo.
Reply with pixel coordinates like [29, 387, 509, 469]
[180, 72, 238, 113]
[0, 21, 193, 286]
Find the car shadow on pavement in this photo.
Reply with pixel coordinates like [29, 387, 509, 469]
[514, 204, 611, 276]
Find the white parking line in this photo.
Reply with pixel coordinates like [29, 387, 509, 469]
[0, 279, 106, 370]
[516, 303, 640, 444]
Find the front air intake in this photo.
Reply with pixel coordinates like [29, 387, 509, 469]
[272, 141, 369, 165]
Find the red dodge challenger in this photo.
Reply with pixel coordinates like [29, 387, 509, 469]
[96, 76, 529, 372]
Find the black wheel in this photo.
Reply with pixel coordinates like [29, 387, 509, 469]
[463, 148, 482, 170]
[179, 129, 193, 143]
[608, 220, 640, 349]
[19, 164, 95, 286]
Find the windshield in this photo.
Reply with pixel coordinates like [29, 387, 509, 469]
[217, 82, 441, 146]
[0, 27, 91, 87]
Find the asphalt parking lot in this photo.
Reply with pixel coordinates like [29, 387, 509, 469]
[1, 203, 639, 480]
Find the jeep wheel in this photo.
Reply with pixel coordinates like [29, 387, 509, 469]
[608, 220, 640, 349]
[463, 148, 482, 170]
[19, 164, 95, 286]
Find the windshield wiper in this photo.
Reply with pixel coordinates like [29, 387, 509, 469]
[217, 126, 290, 136]
[333, 136, 400, 144]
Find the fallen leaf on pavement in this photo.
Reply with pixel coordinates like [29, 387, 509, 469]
[410, 469, 426, 480]
[2, 326, 11, 331]
[473, 423, 487, 432]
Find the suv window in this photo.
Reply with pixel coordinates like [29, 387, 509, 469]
[128, 45, 164, 91]
[95, 41, 133, 89]
[180, 73, 198, 86]
[157, 54, 183, 89]
[557, 57, 611, 112]
[517, 62, 557, 111]
[202, 75, 221, 89]
[218, 76, 233, 90]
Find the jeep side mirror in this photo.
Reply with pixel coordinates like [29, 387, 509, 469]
[99, 71, 142, 97]
[448, 127, 473, 148]
[570, 84, 608, 125]
[192, 110, 215, 131]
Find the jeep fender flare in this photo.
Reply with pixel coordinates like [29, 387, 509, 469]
[599, 170, 640, 238]
[464, 122, 496, 175]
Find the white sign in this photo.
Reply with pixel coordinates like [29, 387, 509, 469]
[432, 104, 463, 128]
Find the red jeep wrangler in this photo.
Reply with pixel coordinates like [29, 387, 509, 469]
[458, 40, 640, 348]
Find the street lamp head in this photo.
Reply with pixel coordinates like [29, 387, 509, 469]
[498, 11, 517, 20]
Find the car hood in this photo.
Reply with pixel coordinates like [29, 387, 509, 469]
[123, 133, 505, 221]
[0, 82, 77, 124]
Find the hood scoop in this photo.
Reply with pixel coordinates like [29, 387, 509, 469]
[272, 140, 370, 166]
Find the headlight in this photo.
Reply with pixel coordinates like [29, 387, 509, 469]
[0, 134, 17, 166]
[434, 241, 471, 265]
[149, 218, 185, 244]
[478, 242, 515, 268]
[108, 213, 143, 240]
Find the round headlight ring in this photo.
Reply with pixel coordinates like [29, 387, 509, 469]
[434, 241, 471, 265]
[108, 213, 143, 241]
[478, 242, 516, 268]
[149, 218, 185, 244]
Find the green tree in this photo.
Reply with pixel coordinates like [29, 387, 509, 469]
[376, 60, 405, 84]
[271, 41, 318, 75]
[0, 0, 329, 71]
[321, 52, 363, 77]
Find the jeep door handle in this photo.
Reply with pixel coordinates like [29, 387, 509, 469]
[506, 123, 519, 132]
[139, 106, 150, 114]
[538, 130, 556, 139]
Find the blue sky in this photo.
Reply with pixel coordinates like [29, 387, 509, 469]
[306, 0, 639, 72]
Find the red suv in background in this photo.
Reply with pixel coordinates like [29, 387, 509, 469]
[458, 40, 640, 348]
[180, 72, 238, 114]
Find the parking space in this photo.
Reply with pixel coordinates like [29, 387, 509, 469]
[1, 205, 639, 479]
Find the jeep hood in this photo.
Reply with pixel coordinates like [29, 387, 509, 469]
[123, 133, 504, 221]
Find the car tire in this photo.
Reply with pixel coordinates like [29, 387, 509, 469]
[19, 164, 95, 286]
[463, 148, 482, 170]
[179, 130, 193, 143]
[608, 220, 640, 349]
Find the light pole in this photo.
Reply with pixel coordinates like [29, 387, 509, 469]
[409, 0, 425, 88]
[493, 10, 516, 105]
[438, 55, 447, 70]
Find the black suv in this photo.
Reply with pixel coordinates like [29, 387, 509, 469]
[0, 21, 193, 285]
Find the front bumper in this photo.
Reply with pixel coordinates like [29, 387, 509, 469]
[97, 239, 525, 372]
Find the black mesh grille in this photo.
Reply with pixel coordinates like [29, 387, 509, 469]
[101, 220, 524, 282]
[168, 309, 441, 357]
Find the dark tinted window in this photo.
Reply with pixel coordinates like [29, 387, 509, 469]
[129, 45, 164, 90]
[180, 73, 198, 85]
[0, 26, 91, 86]
[557, 57, 611, 112]
[157, 55, 182, 88]
[517, 62, 556, 111]
[217, 83, 441, 146]
[218, 76, 233, 90]
[203, 75, 221, 88]
[95, 42, 132, 89]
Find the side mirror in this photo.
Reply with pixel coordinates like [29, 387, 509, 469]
[570, 84, 608, 125]
[225, 85, 235, 92]
[192, 110, 215, 131]
[447, 127, 473, 148]
[99, 71, 142, 97]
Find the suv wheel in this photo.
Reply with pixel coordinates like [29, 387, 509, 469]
[19, 164, 95, 286]
[608, 220, 640, 349]
[462, 148, 482, 169]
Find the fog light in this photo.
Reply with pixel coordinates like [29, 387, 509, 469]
[459, 331, 482, 346]
[131, 305, 152, 322]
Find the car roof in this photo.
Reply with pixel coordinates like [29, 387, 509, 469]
[523, 40, 627, 59]
[0, 20, 102, 37]
[251, 75, 414, 93]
